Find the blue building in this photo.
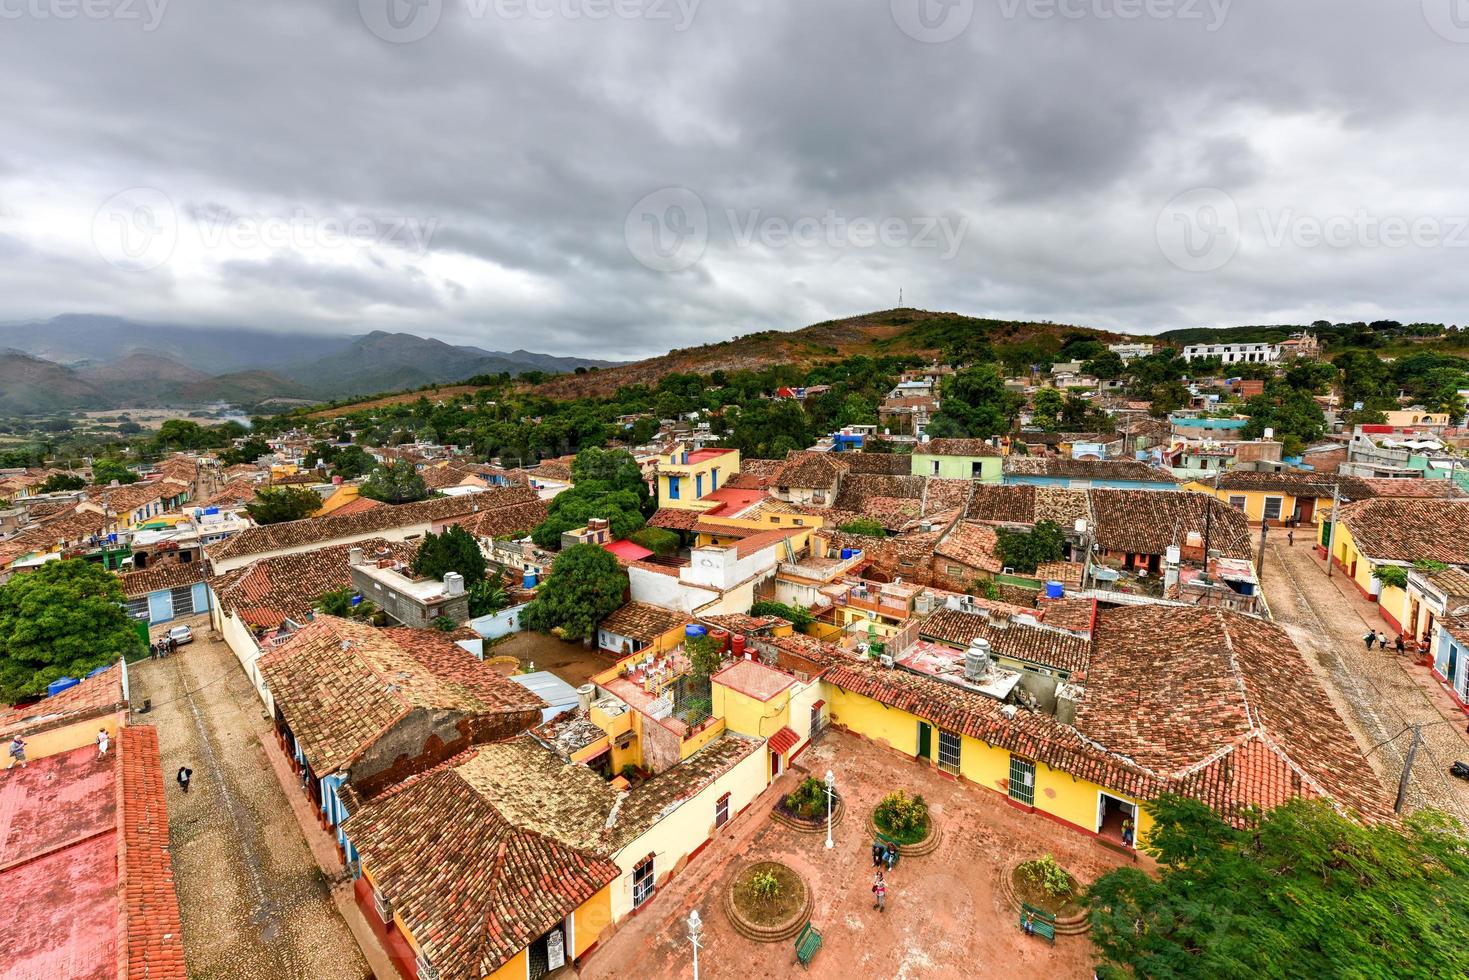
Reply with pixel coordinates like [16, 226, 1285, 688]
[118, 563, 211, 625]
[1432, 618, 1469, 710]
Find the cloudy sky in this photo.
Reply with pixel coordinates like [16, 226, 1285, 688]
[0, 0, 1466, 359]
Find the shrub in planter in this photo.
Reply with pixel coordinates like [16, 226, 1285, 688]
[1018, 854, 1074, 899]
[750, 868, 781, 902]
[874, 790, 929, 843]
[784, 776, 826, 819]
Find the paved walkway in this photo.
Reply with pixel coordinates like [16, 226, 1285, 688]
[581, 728, 1132, 979]
[1261, 542, 1469, 826]
[128, 620, 370, 980]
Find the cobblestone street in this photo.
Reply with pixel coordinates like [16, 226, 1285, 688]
[1262, 542, 1469, 826]
[128, 618, 369, 980]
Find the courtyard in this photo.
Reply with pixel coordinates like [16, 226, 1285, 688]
[580, 727, 1134, 979]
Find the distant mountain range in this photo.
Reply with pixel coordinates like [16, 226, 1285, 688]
[0, 316, 620, 414]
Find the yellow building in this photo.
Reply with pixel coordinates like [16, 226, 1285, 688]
[1383, 410, 1449, 427]
[313, 482, 363, 516]
[655, 444, 740, 510]
[1326, 497, 1469, 636]
[1186, 471, 1337, 526]
[0, 663, 128, 763]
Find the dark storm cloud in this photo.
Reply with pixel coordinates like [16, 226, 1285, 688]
[0, 0, 1466, 359]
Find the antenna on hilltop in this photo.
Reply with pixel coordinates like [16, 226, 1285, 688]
[898, 287, 903, 306]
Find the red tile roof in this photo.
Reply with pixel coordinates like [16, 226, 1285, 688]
[0, 664, 126, 741]
[1336, 498, 1469, 563]
[118, 562, 207, 598]
[119, 726, 186, 979]
[211, 538, 417, 629]
[767, 726, 799, 756]
[712, 659, 796, 701]
[919, 438, 1004, 457]
[599, 602, 690, 643]
[918, 607, 1092, 677]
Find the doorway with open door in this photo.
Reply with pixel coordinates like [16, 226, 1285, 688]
[1097, 792, 1136, 848]
[527, 918, 570, 979]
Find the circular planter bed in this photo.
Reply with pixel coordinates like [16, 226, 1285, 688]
[770, 790, 845, 833]
[999, 856, 1090, 935]
[723, 861, 813, 943]
[866, 807, 942, 857]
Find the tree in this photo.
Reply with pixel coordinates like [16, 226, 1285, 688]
[1147, 381, 1190, 418]
[467, 577, 509, 617]
[521, 544, 628, 642]
[749, 599, 813, 630]
[245, 485, 322, 525]
[38, 472, 86, 493]
[994, 520, 1066, 573]
[1031, 388, 1065, 431]
[220, 437, 270, 466]
[0, 559, 143, 702]
[685, 633, 725, 677]
[315, 587, 375, 620]
[837, 518, 888, 537]
[531, 483, 647, 549]
[411, 525, 488, 588]
[927, 364, 1023, 439]
[1082, 350, 1127, 380]
[91, 458, 138, 485]
[360, 460, 431, 504]
[629, 527, 680, 556]
[1086, 795, 1469, 980]
[330, 445, 376, 479]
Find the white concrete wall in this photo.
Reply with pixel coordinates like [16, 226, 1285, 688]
[629, 566, 718, 614]
[684, 544, 779, 592]
[220, 608, 274, 714]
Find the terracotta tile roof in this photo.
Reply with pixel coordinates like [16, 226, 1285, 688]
[1339, 476, 1466, 500]
[84, 479, 187, 515]
[1034, 596, 1095, 633]
[445, 499, 549, 539]
[1004, 457, 1178, 483]
[211, 538, 417, 629]
[607, 733, 761, 847]
[1336, 498, 1469, 563]
[833, 473, 924, 511]
[528, 458, 574, 482]
[1419, 564, 1469, 601]
[0, 664, 126, 741]
[0, 505, 109, 565]
[327, 495, 382, 517]
[118, 562, 207, 598]
[1089, 488, 1252, 559]
[965, 485, 1040, 523]
[776, 452, 848, 489]
[698, 613, 786, 635]
[918, 607, 1091, 676]
[258, 617, 546, 775]
[205, 493, 488, 562]
[731, 526, 802, 558]
[919, 438, 1003, 457]
[647, 507, 704, 531]
[1033, 560, 1085, 587]
[599, 602, 690, 643]
[841, 453, 914, 475]
[923, 477, 974, 515]
[725, 458, 786, 489]
[1080, 606, 1393, 822]
[119, 726, 186, 980]
[1212, 470, 1338, 497]
[199, 475, 261, 508]
[419, 463, 481, 489]
[344, 740, 621, 980]
[934, 521, 1002, 574]
[767, 726, 799, 755]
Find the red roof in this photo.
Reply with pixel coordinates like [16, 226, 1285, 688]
[700, 486, 766, 513]
[767, 726, 800, 756]
[603, 539, 654, 563]
[120, 726, 187, 979]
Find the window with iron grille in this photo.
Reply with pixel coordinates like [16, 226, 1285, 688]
[127, 596, 149, 620]
[632, 854, 655, 908]
[169, 585, 195, 615]
[937, 729, 961, 774]
[715, 793, 730, 828]
[1262, 496, 1283, 521]
[1008, 756, 1036, 806]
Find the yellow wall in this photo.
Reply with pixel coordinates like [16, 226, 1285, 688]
[482, 948, 527, 980]
[1187, 482, 1327, 524]
[12, 712, 125, 763]
[712, 680, 790, 739]
[656, 446, 741, 510]
[679, 717, 726, 760]
[573, 884, 613, 959]
[314, 484, 361, 516]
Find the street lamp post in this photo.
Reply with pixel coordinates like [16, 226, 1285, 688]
[687, 908, 703, 980]
[824, 769, 835, 850]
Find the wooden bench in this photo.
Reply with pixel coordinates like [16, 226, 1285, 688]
[1019, 903, 1057, 945]
[794, 922, 823, 968]
[874, 831, 902, 867]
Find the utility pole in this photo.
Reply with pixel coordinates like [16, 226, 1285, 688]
[1325, 481, 1341, 577]
[1255, 521, 1269, 586]
[1394, 724, 1424, 815]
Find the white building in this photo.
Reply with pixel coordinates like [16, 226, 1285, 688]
[1181, 342, 1280, 365]
[1108, 342, 1154, 360]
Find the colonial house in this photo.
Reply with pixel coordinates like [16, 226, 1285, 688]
[1003, 457, 1178, 491]
[909, 438, 1004, 483]
[1327, 498, 1469, 634]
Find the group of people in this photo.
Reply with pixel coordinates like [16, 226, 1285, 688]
[6, 727, 110, 771]
[150, 636, 180, 658]
[1363, 630, 1407, 655]
[870, 840, 898, 911]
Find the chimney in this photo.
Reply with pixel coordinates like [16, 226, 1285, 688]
[348, 546, 364, 566]
[444, 571, 465, 596]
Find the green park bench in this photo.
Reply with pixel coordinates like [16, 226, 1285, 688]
[1018, 903, 1057, 945]
[794, 922, 823, 968]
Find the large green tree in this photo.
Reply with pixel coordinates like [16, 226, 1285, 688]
[1087, 794, 1469, 980]
[361, 460, 431, 504]
[411, 524, 488, 588]
[521, 544, 628, 642]
[927, 364, 1023, 439]
[0, 559, 143, 702]
[38, 472, 86, 493]
[91, 458, 139, 485]
[245, 485, 322, 525]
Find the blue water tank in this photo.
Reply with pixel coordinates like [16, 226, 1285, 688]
[86, 665, 110, 679]
[204, 506, 219, 515]
[47, 676, 80, 697]
[1045, 581, 1065, 599]
[523, 570, 538, 589]
[685, 624, 707, 638]
[840, 548, 854, 560]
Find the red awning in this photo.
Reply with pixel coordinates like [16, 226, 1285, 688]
[811, 700, 825, 710]
[767, 726, 799, 756]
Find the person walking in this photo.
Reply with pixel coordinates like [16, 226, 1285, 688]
[149, 641, 158, 660]
[1377, 631, 1389, 650]
[1287, 529, 1294, 548]
[96, 728, 109, 758]
[872, 870, 887, 912]
[7, 736, 26, 770]
[1364, 630, 1377, 650]
[1395, 634, 1406, 655]
[177, 766, 193, 794]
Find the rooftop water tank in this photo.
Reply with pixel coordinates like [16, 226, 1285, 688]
[685, 624, 707, 638]
[523, 568, 538, 589]
[840, 548, 854, 560]
[47, 676, 80, 697]
[964, 638, 992, 681]
[1045, 581, 1064, 600]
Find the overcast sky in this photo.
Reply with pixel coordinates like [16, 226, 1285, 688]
[0, 0, 1465, 359]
